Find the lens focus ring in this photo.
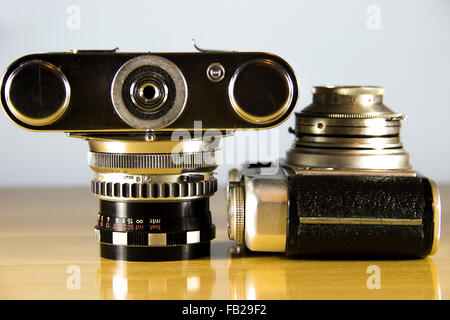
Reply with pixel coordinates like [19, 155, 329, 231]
[91, 177, 218, 200]
[88, 151, 219, 172]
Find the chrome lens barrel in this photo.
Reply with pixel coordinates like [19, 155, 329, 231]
[286, 86, 412, 171]
[76, 134, 220, 261]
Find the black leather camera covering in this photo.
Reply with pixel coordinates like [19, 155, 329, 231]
[286, 174, 435, 257]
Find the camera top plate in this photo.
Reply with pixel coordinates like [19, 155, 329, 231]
[1, 51, 298, 132]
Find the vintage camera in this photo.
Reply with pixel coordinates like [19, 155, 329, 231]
[227, 86, 441, 257]
[1, 50, 298, 261]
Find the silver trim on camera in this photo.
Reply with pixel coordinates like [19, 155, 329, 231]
[227, 166, 288, 252]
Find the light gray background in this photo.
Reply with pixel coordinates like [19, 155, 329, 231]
[0, 0, 449, 187]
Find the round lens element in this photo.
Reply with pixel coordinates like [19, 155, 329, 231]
[129, 73, 169, 113]
[228, 59, 294, 124]
[4, 60, 70, 126]
[140, 83, 158, 102]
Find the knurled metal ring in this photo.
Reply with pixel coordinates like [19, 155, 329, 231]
[88, 151, 219, 171]
[297, 111, 406, 120]
[227, 182, 245, 244]
[91, 177, 218, 200]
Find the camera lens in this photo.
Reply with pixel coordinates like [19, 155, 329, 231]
[122, 66, 175, 120]
[111, 55, 187, 130]
[86, 136, 220, 261]
[129, 74, 168, 112]
[286, 86, 411, 170]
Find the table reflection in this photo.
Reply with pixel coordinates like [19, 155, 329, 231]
[227, 245, 441, 300]
[97, 257, 216, 300]
[95, 244, 441, 300]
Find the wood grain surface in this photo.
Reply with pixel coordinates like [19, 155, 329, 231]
[0, 186, 448, 300]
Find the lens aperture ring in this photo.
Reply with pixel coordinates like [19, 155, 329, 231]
[91, 177, 218, 200]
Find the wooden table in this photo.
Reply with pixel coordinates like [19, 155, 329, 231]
[0, 186, 448, 300]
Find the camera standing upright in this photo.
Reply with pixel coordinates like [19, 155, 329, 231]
[0, 50, 298, 261]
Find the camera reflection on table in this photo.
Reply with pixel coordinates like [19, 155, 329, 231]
[95, 242, 440, 300]
[96, 257, 216, 300]
[226, 245, 441, 300]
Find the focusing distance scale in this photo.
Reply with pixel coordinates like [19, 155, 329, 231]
[96, 199, 215, 261]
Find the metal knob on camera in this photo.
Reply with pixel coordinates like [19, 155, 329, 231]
[227, 169, 245, 244]
[226, 165, 289, 253]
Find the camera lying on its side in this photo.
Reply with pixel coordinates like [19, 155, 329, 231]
[227, 86, 441, 257]
[0, 50, 298, 261]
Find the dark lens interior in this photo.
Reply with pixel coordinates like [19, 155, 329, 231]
[142, 85, 156, 101]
